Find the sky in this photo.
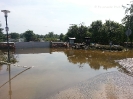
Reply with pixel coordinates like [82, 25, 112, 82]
[0, 0, 132, 35]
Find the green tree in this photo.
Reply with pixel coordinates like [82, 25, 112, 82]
[44, 32, 59, 41]
[78, 23, 89, 42]
[89, 20, 125, 45]
[0, 24, 5, 42]
[59, 33, 64, 41]
[122, 2, 133, 47]
[23, 30, 36, 42]
[67, 25, 78, 36]
[19, 33, 24, 38]
[48, 32, 54, 38]
[105, 20, 125, 45]
[89, 20, 103, 43]
[65, 21, 125, 45]
[65, 23, 90, 43]
[9, 32, 20, 39]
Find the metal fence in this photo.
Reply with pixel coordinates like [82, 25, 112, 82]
[15, 42, 50, 49]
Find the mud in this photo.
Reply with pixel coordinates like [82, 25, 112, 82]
[48, 71, 133, 99]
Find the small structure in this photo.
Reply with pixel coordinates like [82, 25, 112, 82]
[84, 37, 91, 46]
[68, 37, 76, 46]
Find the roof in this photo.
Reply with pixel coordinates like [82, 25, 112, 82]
[84, 37, 91, 39]
[68, 37, 76, 40]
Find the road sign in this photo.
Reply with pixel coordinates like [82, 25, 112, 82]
[126, 29, 132, 36]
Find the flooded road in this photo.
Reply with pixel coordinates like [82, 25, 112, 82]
[0, 48, 133, 99]
[49, 71, 133, 99]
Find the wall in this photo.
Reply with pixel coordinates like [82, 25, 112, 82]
[15, 42, 50, 49]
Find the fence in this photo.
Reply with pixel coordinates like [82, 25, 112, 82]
[15, 42, 50, 49]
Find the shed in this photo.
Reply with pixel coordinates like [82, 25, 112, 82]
[84, 37, 91, 45]
[68, 37, 76, 45]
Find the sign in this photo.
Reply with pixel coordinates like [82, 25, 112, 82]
[5, 27, 9, 31]
[126, 29, 132, 36]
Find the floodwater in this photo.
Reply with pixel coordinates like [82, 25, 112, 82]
[0, 48, 133, 99]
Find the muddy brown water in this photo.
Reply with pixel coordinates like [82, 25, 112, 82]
[0, 48, 133, 99]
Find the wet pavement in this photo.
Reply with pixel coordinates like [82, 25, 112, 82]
[48, 71, 133, 99]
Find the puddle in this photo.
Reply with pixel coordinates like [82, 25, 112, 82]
[0, 48, 133, 99]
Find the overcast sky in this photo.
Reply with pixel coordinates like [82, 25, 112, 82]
[0, 0, 131, 35]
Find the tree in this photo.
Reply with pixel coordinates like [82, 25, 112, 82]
[59, 33, 64, 41]
[89, 20, 103, 43]
[48, 32, 54, 38]
[0, 23, 5, 42]
[66, 24, 78, 39]
[78, 23, 89, 42]
[19, 33, 24, 38]
[23, 30, 36, 42]
[44, 32, 60, 41]
[89, 20, 125, 45]
[9, 32, 20, 39]
[65, 23, 90, 43]
[104, 20, 125, 45]
[122, 2, 133, 47]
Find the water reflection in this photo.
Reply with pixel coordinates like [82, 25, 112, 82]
[1, 48, 133, 72]
[0, 64, 32, 99]
[52, 48, 133, 70]
[15, 48, 51, 54]
[0, 48, 133, 99]
[14, 48, 133, 71]
[63, 49, 120, 70]
[8, 65, 11, 99]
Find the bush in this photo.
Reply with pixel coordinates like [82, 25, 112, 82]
[0, 50, 17, 64]
[94, 45, 124, 51]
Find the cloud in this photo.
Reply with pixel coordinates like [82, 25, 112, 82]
[0, 0, 131, 34]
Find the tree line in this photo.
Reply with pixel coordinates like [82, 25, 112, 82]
[0, 21, 128, 45]
[0, 1, 133, 45]
[0, 28, 63, 42]
[63, 1, 133, 46]
[64, 20, 126, 45]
